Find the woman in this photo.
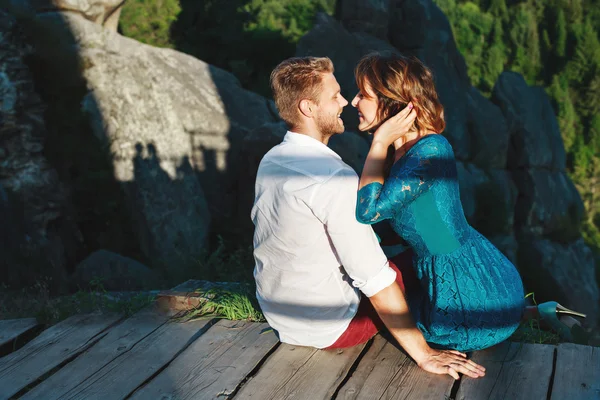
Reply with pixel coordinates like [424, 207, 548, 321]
[352, 52, 585, 351]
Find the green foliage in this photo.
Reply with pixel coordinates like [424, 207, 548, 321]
[555, 9, 567, 58]
[0, 278, 155, 325]
[119, 0, 181, 48]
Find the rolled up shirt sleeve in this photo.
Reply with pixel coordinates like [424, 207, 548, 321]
[311, 167, 397, 297]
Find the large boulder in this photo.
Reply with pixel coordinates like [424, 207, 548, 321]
[0, 9, 80, 290]
[12, 11, 279, 272]
[466, 87, 509, 169]
[4, 0, 124, 31]
[335, 0, 390, 39]
[513, 169, 584, 239]
[518, 236, 599, 328]
[492, 72, 567, 170]
[71, 250, 161, 291]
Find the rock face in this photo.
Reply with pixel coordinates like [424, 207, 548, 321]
[492, 73, 596, 322]
[0, 10, 80, 291]
[5, 0, 124, 31]
[312, 0, 599, 326]
[1, 0, 597, 325]
[72, 250, 160, 291]
[492, 72, 566, 170]
[2, 9, 278, 279]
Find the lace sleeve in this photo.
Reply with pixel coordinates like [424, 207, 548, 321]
[356, 135, 451, 224]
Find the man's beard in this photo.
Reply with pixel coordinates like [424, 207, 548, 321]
[315, 111, 344, 138]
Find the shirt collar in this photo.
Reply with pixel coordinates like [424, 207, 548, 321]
[283, 131, 342, 160]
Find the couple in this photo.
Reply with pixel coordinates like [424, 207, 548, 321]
[251, 53, 584, 379]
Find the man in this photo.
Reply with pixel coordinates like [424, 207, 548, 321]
[251, 56, 484, 380]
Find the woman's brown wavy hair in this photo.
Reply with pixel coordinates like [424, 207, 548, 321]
[354, 52, 445, 134]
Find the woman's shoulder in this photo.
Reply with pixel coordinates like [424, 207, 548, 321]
[413, 133, 454, 156]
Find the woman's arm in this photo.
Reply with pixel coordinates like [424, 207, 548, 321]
[369, 282, 486, 380]
[359, 103, 416, 190]
[356, 135, 442, 224]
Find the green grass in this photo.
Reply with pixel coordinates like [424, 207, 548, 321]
[178, 287, 265, 323]
[510, 319, 561, 345]
[0, 278, 156, 326]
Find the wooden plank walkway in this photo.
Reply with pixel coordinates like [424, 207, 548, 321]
[1, 306, 598, 399]
[0, 319, 40, 357]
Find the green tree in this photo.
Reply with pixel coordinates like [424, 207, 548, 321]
[582, 75, 600, 119]
[565, 19, 600, 86]
[488, 0, 508, 20]
[555, 9, 567, 59]
[507, 5, 541, 82]
[483, 19, 505, 92]
[549, 75, 579, 152]
[119, 0, 181, 48]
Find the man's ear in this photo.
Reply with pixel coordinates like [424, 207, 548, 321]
[299, 99, 314, 118]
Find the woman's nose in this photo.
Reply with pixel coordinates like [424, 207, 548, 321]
[351, 94, 359, 107]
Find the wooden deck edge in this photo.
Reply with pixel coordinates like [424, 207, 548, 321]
[0, 322, 43, 358]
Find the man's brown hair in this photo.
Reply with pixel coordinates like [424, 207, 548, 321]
[270, 57, 334, 127]
[355, 52, 445, 134]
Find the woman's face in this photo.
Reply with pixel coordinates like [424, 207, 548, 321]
[351, 81, 380, 132]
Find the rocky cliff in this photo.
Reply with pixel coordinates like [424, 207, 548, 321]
[0, 0, 597, 327]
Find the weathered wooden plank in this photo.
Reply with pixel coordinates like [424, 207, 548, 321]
[0, 318, 39, 352]
[20, 307, 171, 400]
[0, 313, 121, 399]
[337, 335, 409, 399]
[235, 341, 366, 400]
[551, 343, 600, 400]
[55, 318, 214, 399]
[456, 341, 555, 400]
[0, 318, 39, 347]
[339, 335, 454, 400]
[129, 319, 279, 399]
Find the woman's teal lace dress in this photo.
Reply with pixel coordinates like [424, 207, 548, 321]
[357, 134, 525, 351]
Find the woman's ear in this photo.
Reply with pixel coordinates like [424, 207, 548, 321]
[299, 99, 314, 118]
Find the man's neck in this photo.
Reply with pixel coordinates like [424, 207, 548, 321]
[290, 124, 331, 145]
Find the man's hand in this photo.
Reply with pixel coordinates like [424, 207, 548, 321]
[416, 348, 486, 380]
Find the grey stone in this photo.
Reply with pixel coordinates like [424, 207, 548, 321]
[513, 169, 584, 240]
[125, 143, 211, 275]
[336, 0, 390, 39]
[16, 12, 281, 270]
[466, 86, 509, 168]
[492, 72, 566, 170]
[4, 0, 124, 31]
[518, 236, 599, 329]
[0, 9, 79, 290]
[72, 250, 161, 291]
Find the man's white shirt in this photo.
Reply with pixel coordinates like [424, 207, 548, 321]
[251, 131, 396, 348]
